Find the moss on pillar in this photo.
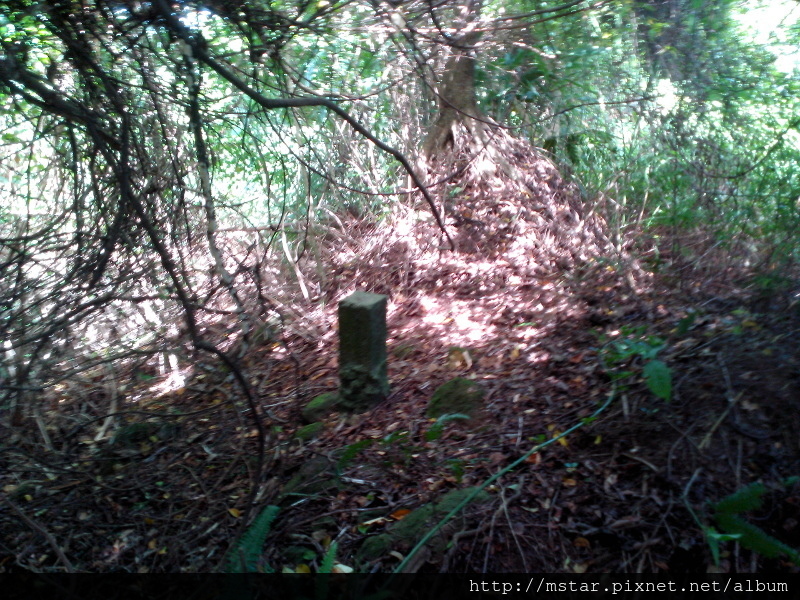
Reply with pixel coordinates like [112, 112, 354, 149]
[338, 291, 389, 411]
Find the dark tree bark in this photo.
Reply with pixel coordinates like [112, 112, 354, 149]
[422, 29, 493, 160]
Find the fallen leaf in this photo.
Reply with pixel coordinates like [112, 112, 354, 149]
[332, 563, 354, 573]
[489, 452, 506, 464]
[609, 515, 641, 529]
[427, 479, 445, 492]
[312, 531, 331, 546]
[360, 516, 388, 528]
[228, 508, 241, 518]
[574, 537, 591, 548]
[390, 508, 412, 520]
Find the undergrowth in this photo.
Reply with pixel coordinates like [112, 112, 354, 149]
[711, 478, 800, 567]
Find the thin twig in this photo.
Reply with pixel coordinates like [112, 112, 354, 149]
[393, 389, 616, 573]
[5, 498, 75, 573]
[501, 475, 529, 572]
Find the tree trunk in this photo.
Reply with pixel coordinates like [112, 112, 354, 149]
[422, 30, 492, 161]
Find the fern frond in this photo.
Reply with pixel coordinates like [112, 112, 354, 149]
[713, 480, 800, 565]
[714, 482, 767, 514]
[225, 505, 280, 573]
[319, 541, 338, 574]
[715, 513, 800, 563]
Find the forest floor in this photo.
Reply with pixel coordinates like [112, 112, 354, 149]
[1, 148, 799, 574]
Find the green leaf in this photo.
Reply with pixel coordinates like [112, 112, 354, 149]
[643, 360, 672, 401]
[703, 526, 741, 566]
[677, 312, 697, 336]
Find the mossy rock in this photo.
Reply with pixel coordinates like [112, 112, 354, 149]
[302, 392, 341, 423]
[426, 377, 484, 419]
[112, 422, 159, 447]
[356, 487, 491, 565]
[295, 422, 324, 441]
[279, 457, 339, 504]
[111, 420, 180, 447]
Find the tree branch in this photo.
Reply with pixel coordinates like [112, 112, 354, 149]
[154, 0, 455, 250]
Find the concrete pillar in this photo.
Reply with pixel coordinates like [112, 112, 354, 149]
[338, 290, 389, 411]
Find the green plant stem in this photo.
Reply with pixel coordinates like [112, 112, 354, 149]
[391, 388, 616, 574]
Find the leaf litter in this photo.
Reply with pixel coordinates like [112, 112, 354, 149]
[1, 142, 798, 573]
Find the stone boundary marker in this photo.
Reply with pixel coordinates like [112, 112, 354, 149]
[338, 290, 390, 411]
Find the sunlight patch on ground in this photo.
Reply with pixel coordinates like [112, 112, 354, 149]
[125, 364, 193, 405]
[151, 369, 189, 399]
[416, 295, 490, 345]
